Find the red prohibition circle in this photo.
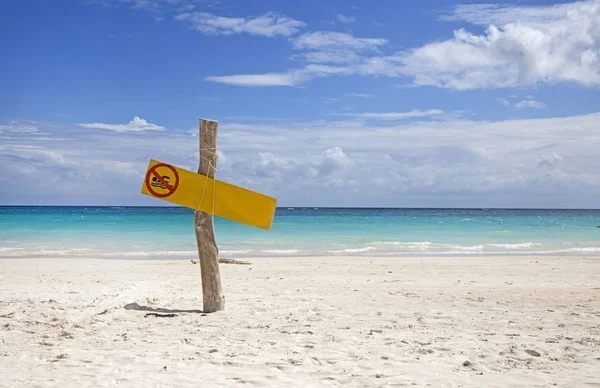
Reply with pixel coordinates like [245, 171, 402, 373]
[145, 163, 180, 198]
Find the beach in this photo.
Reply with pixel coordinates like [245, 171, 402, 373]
[1, 255, 599, 387]
[4, 0, 600, 386]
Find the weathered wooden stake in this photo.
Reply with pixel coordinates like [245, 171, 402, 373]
[194, 118, 224, 313]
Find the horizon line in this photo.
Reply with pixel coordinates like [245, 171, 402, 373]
[1, 205, 599, 211]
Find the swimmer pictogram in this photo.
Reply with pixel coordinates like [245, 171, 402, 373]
[144, 163, 180, 198]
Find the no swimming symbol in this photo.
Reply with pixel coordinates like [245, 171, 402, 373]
[141, 158, 277, 229]
[144, 163, 180, 198]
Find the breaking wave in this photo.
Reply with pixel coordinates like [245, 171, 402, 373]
[328, 247, 376, 254]
[1, 241, 599, 258]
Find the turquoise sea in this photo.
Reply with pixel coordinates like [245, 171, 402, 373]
[0, 207, 599, 258]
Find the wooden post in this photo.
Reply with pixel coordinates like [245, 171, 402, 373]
[194, 118, 224, 313]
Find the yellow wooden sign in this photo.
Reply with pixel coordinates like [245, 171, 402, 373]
[141, 159, 277, 230]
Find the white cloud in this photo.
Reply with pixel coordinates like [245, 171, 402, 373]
[291, 31, 388, 64]
[348, 93, 374, 99]
[345, 109, 444, 120]
[205, 72, 299, 87]
[174, 11, 306, 37]
[206, 64, 352, 87]
[441, 2, 585, 26]
[336, 14, 356, 24]
[178, 4, 194, 12]
[206, 1, 600, 89]
[5, 111, 600, 206]
[318, 147, 353, 175]
[399, 0, 600, 89]
[496, 97, 510, 106]
[207, 31, 387, 86]
[538, 152, 563, 169]
[293, 31, 387, 52]
[0, 120, 39, 133]
[514, 99, 547, 109]
[79, 116, 166, 132]
[120, 0, 160, 10]
[89, 0, 162, 12]
[317, 97, 340, 104]
[90, 0, 218, 13]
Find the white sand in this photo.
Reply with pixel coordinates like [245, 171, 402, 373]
[1, 256, 599, 387]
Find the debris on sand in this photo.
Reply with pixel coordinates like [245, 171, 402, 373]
[144, 313, 178, 318]
[219, 259, 251, 265]
[191, 258, 251, 265]
[525, 349, 541, 357]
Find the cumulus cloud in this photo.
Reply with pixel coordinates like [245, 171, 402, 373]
[514, 99, 547, 109]
[318, 147, 353, 175]
[79, 116, 166, 132]
[174, 11, 306, 37]
[206, 1, 600, 89]
[385, 0, 600, 89]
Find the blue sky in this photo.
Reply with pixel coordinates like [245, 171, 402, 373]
[1, 0, 599, 207]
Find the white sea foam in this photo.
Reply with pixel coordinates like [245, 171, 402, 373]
[99, 250, 197, 257]
[449, 245, 485, 251]
[485, 247, 600, 255]
[373, 241, 432, 248]
[406, 242, 434, 249]
[220, 250, 251, 255]
[0, 247, 24, 252]
[436, 251, 481, 255]
[28, 248, 93, 256]
[2, 241, 600, 258]
[548, 247, 600, 253]
[487, 242, 536, 249]
[259, 249, 299, 254]
[328, 247, 376, 254]
[0, 248, 197, 257]
[372, 241, 402, 246]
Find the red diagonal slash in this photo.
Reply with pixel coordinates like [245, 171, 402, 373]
[145, 163, 179, 198]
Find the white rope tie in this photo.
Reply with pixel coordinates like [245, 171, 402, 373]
[197, 148, 218, 212]
[196, 147, 219, 244]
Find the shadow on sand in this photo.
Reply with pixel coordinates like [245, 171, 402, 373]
[124, 302, 202, 314]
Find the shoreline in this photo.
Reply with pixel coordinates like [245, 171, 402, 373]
[2, 251, 600, 260]
[1, 255, 599, 387]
